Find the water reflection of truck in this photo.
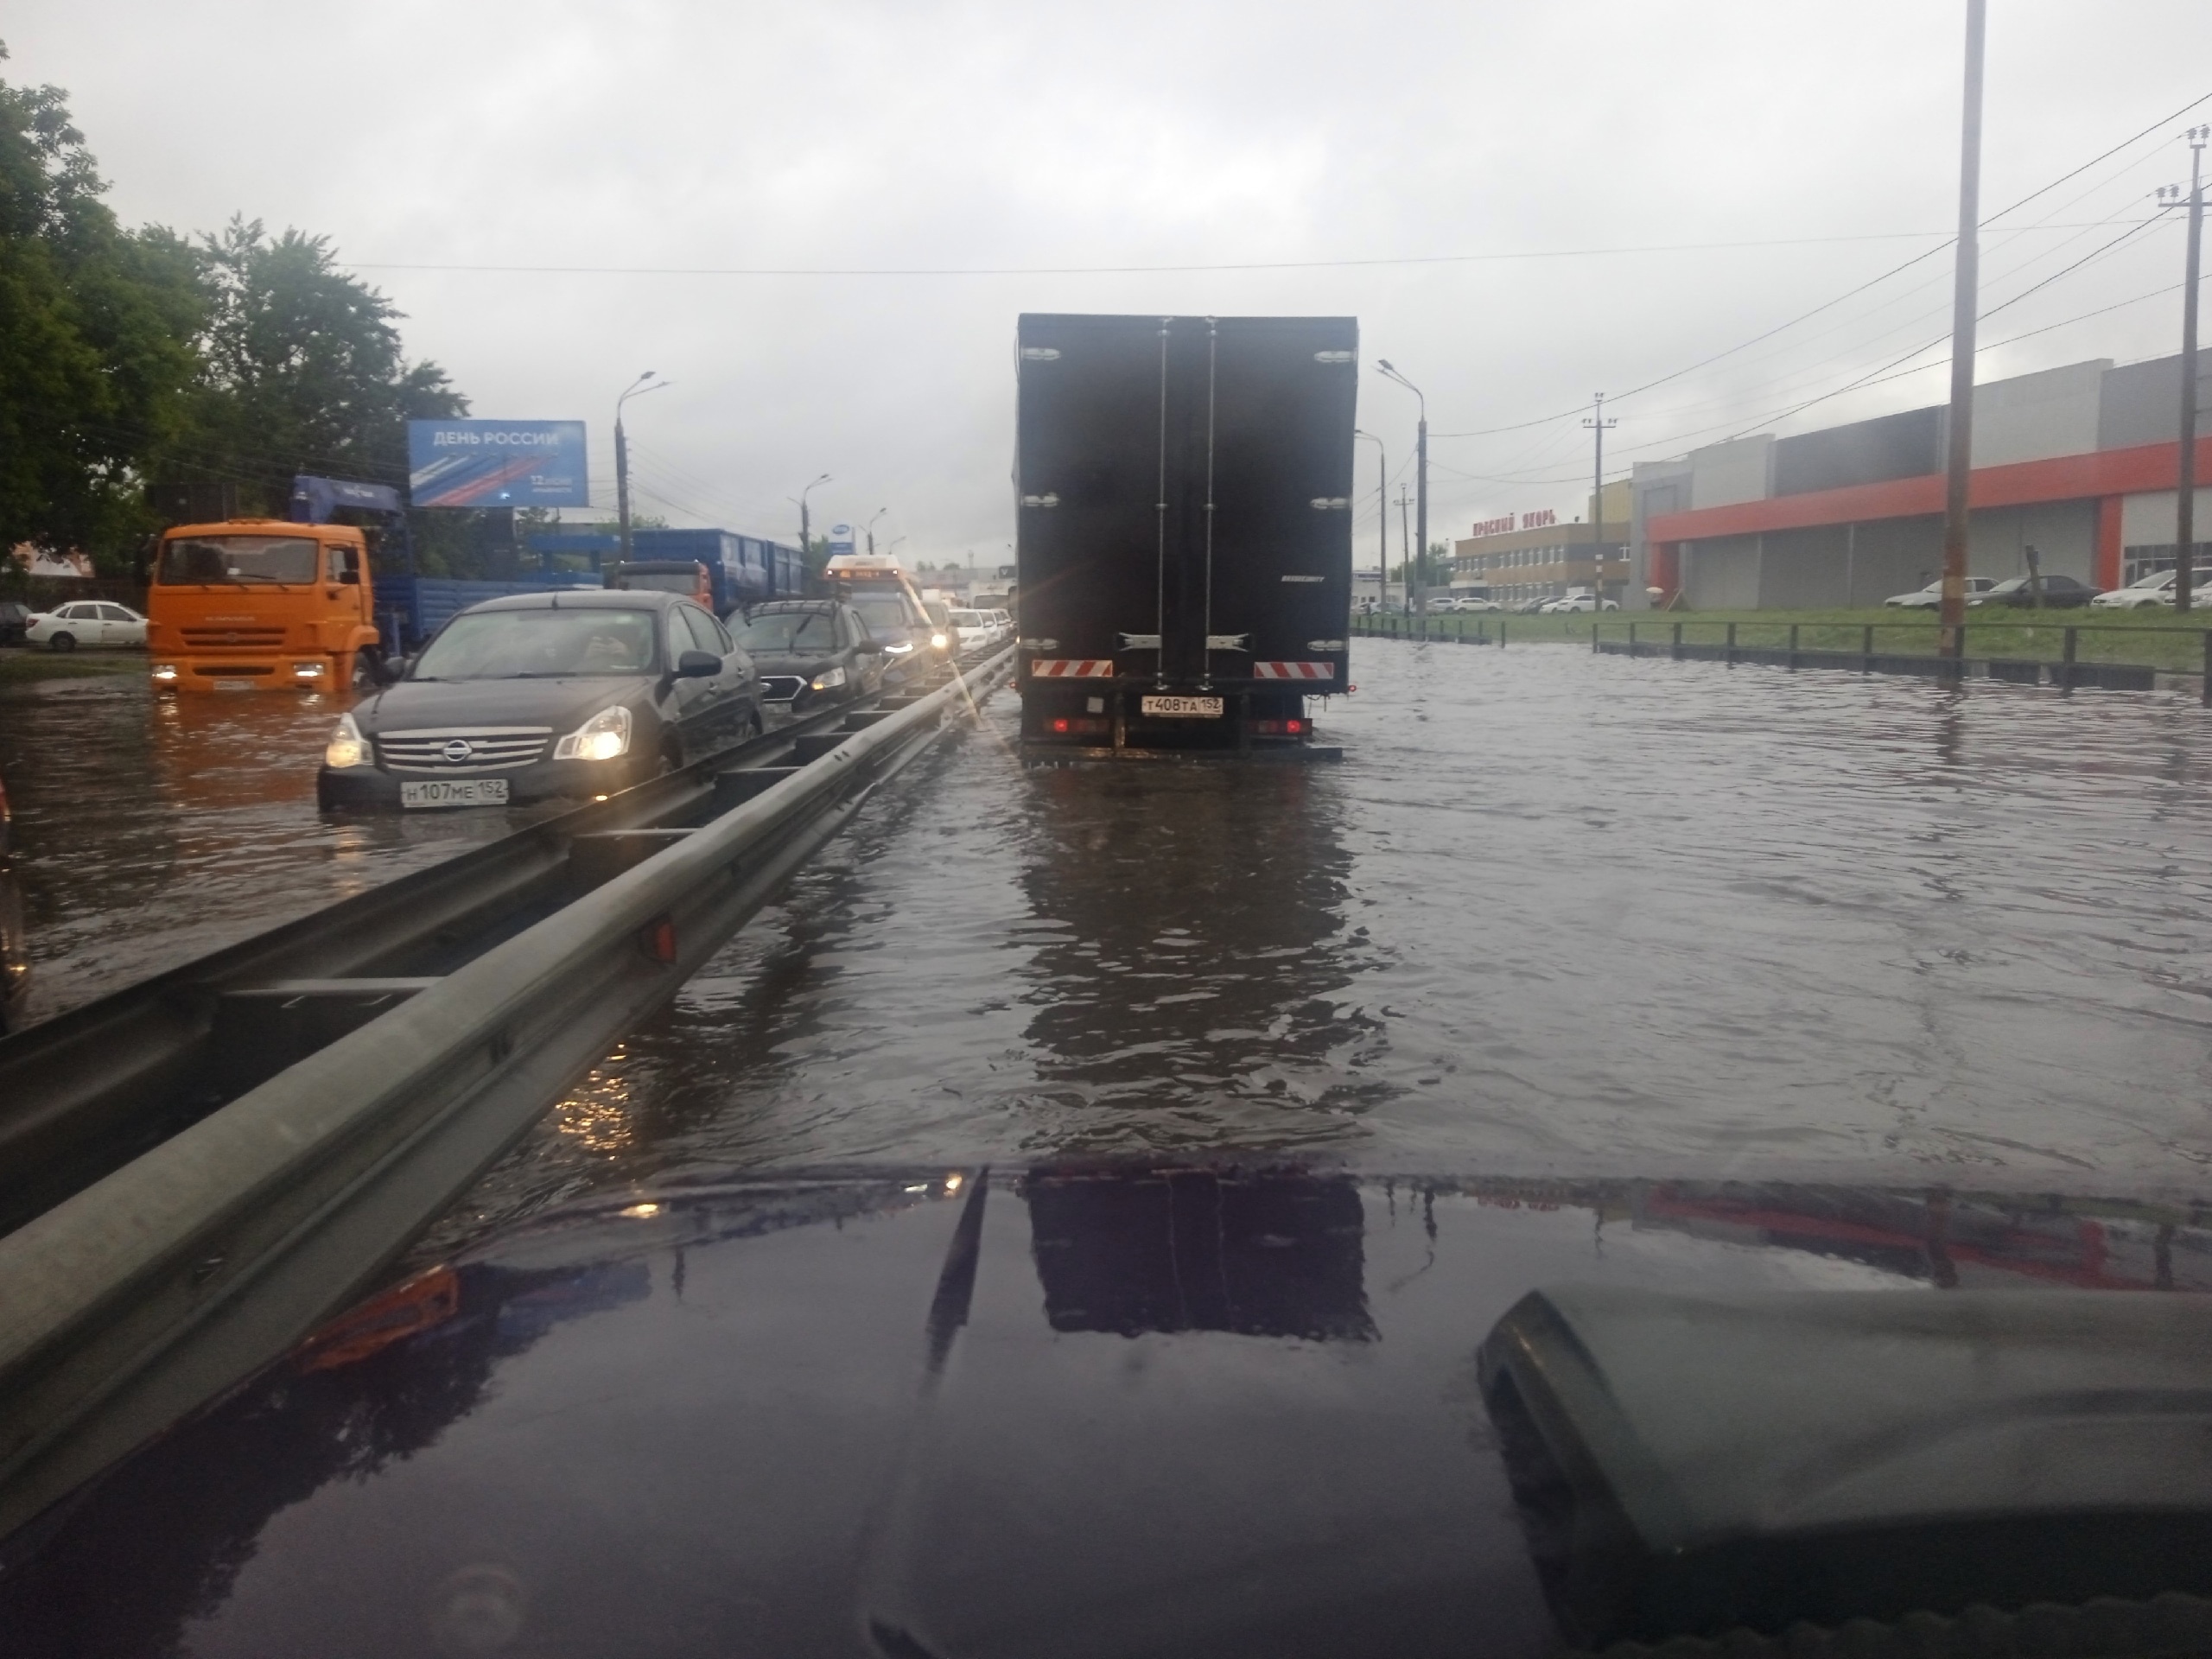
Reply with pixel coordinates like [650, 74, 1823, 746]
[147, 519, 384, 693]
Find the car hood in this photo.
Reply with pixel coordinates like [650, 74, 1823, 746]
[355, 676, 655, 734]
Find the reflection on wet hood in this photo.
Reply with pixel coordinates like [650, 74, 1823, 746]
[6, 1166, 2207, 1659]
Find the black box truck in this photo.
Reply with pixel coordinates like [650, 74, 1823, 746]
[1015, 313, 1356, 756]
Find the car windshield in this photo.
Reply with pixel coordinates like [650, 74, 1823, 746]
[2125, 570, 2175, 588]
[156, 535, 319, 585]
[847, 594, 914, 633]
[409, 607, 660, 679]
[735, 611, 836, 652]
[949, 610, 982, 626]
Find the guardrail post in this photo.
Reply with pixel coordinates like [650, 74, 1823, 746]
[1726, 621, 1737, 667]
[2202, 630, 2211, 707]
[1499, 620, 1507, 649]
[1788, 623, 1800, 668]
[1671, 621, 1682, 659]
[2062, 626, 2077, 690]
[1862, 624, 1874, 673]
[1592, 622, 1600, 653]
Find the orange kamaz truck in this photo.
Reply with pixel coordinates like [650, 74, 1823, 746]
[146, 518, 384, 692]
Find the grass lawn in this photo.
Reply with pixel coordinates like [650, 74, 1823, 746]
[0, 648, 148, 685]
[1356, 607, 2212, 673]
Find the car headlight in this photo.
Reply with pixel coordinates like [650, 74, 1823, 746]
[930, 632, 949, 650]
[324, 712, 368, 769]
[554, 704, 632, 760]
[810, 666, 848, 691]
[884, 640, 915, 654]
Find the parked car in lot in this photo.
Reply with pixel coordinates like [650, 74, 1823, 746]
[25, 600, 147, 650]
[1540, 594, 1619, 613]
[729, 600, 887, 714]
[2091, 568, 2212, 609]
[1508, 597, 1552, 613]
[1885, 577, 1998, 607]
[0, 601, 29, 646]
[318, 591, 763, 811]
[1967, 574, 2101, 609]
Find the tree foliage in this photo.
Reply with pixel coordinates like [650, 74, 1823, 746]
[0, 43, 201, 559]
[177, 218, 467, 515]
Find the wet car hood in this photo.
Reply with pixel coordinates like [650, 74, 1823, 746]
[355, 675, 658, 735]
[7, 1166, 2209, 1659]
[748, 649, 844, 679]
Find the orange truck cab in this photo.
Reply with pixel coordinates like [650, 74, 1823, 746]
[147, 519, 382, 693]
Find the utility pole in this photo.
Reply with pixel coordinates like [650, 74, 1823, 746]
[867, 506, 889, 558]
[1377, 360, 1428, 615]
[2171, 127, 2209, 612]
[1584, 392, 1618, 603]
[1938, 0, 1987, 665]
[613, 371, 664, 566]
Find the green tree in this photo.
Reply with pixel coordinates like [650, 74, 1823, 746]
[0, 43, 201, 564]
[175, 217, 467, 514]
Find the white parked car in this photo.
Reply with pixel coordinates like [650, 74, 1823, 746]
[2090, 568, 2212, 609]
[1884, 577, 1997, 608]
[1541, 594, 1619, 613]
[988, 608, 1014, 644]
[944, 608, 994, 654]
[25, 600, 148, 650]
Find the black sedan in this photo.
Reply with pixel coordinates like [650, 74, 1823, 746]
[317, 591, 764, 811]
[1967, 574, 2101, 608]
[729, 600, 887, 714]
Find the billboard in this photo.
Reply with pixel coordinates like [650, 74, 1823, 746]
[408, 420, 589, 509]
[827, 522, 855, 557]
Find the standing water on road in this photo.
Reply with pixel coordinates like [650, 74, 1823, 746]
[437, 642, 2212, 1242]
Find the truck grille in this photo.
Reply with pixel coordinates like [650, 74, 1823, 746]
[376, 727, 551, 772]
[760, 676, 806, 702]
[181, 627, 289, 650]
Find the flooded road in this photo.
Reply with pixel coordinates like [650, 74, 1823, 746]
[0, 676, 530, 1022]
[428, 642, 2212, 1244]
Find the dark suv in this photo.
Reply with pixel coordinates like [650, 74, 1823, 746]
[729, 601, 887, 713]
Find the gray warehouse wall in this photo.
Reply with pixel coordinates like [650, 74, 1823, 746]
[1966, 501, 2097, 581]
[1772, 407, 1941, 497]
[2098, 353, 2212, 450]
[1689, 436, 1773, 509]
[1757, 525, 1853, 607]
[1968, 360, 2109, 467]
[1683, 535, 1761, 609]
[1847, 517, 1945, 604]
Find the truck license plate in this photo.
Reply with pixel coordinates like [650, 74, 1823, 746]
[401, 778, 511, 809]
[1140, 695, 1224, 718]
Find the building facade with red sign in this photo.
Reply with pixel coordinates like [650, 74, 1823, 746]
[1452, 486, 1630, 606]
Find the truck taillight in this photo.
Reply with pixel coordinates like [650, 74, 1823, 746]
[1046, 716, 1109, 738]
[1250, 719, 1306, 736]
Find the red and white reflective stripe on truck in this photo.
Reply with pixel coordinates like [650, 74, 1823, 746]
[1029, 659, 1116, 677]
[1252, 661, 1335, 681]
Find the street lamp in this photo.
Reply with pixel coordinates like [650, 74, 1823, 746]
[867, 506, 890, 557]
[614, 371, 671, 566]
[789, 474, 832, 567]
[1377, 361, 1427, 616]
[1353, 429, 1388, 609]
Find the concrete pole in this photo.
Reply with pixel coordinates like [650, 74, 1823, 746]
[2177, 127, 2206, 612]
[1938, 0, 1987, 663]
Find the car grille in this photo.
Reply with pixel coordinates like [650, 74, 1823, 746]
[181, 627, 289, 649]
[760, 675, 806, 702]
[375, 727, 552, 772]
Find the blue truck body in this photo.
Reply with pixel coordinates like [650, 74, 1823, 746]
[524, 528, 808, 617]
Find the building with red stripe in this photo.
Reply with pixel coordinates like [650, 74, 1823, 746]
[1626, 353, 2212, 609]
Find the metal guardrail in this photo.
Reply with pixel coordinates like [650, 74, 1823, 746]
[0, 646, 1013, 1539]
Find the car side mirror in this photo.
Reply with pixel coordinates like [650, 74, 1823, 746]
[337, 568, 359, 585]
[381, 655, 410, 682]
[676, 649, 721, 678]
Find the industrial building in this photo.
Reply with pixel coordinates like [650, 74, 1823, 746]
[1625, 353, 2212, 610]
[1451, 480, 1631, 605]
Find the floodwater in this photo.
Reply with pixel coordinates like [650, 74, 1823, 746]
[429, 640, 2212, 1243]
[0, 673, 537, 1023]
[10, 648, 2212, 1232]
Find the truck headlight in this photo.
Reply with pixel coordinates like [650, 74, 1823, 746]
[324, 713, 367, 769]
[554, 704, 632, 760]
[292, 660, 325, 680]
[150, 663, 179, 683]
[809, 666, 848, 691]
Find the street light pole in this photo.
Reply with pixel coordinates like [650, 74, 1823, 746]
[867, 506, 889, 558]
[2174, 127, 2209, 613]
[789, 473, 832, 571]
[613, 371, 666, 566]
[1354, 429, 1387, 607]
[1938, 0, 1987, 664]
[1397, 483, 1414, 608]
[1378, 361, 1428, 616]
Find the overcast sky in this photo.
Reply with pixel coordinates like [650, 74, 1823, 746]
[11, 1, 2212, 562]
